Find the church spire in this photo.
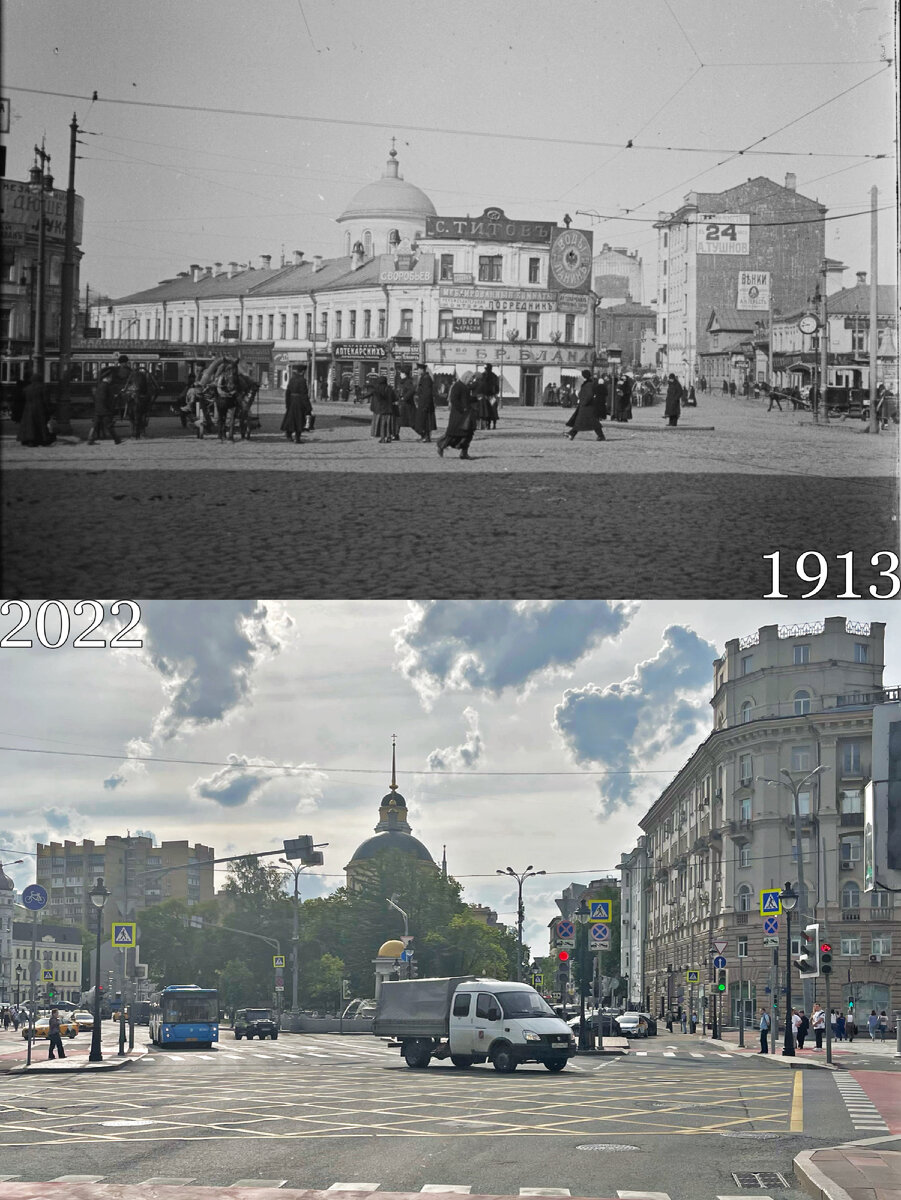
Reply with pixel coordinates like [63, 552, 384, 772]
[389, 732, 398, 792]
[375, 734, 411, 834]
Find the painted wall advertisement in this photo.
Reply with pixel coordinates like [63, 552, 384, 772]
[1, 180, 84, 244]
[697, 213, 750, 256]
[425, 339, 598, 367]
[737, 270, 771, 310]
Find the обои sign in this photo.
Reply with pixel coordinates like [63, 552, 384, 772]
[425, 207, 554, 244]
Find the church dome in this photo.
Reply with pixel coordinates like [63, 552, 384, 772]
[351, 830, 435, 863]
[338, 147, 436, 225]
[0, 865, 14, 891]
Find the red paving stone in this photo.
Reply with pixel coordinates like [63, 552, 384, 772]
[853, 1069, 901, 1134]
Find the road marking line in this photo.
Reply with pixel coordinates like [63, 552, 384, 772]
[690, 1052, 705, 1058]
[520, 1191, 572, 1197]
[635, 1051, 648, 1056]
[663, 1051, 676, 1057]
[138, 1179, 196, 1186]
[617, 1191, 671, 1199]
[791, 1068, 803, 1132]
[714, 1052, 733, 1058]
[419, 1187, 472, 1194]
[327, 1186, 379, 1193]
[231, 1180, 287, 1189]
[50, 1176, 106, 1183]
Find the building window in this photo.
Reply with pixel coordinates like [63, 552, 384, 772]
[363, 310, 371, 337]
[739, 845, 751, 868]
[663, 232, 668, 248]
[793, 690, 811, 715]
[247, 316, 253, 339]
[349, 311, 357, 337]
[740, 700, 753, 724]
[478, 255, 502, 282]
[738, 936, 748, 957]
[841, 881, 860, 909]
[797, 789, 811, 816]
[739, 796, 751, 820]
[267, 314, 274, 340]
[564, 313, 575, 341]
[662, 317, 667, 334]
[400, 308, 413, 336]
[792, 835, 811, 863]
[841, 834, 862, 863]
[481, 311, 497, 340]
[841, 789, 863, 814]
[528, 257, 540, 284]
[256, 315, 263, 340]
[320, 311, 328, 337]
[440, 253, 454, 281]
[736, 885, 751, 912]
[363, 230, 372, 256]
[280, 313, 287, 339]
[842, 743, 862, 775]
[741, 654, 754, 675]
[840, 935, 860, 956]
[870, 889, 891, 909]
[306, 313, 313, 339]
[739, 753, 752, 783]
[292, 313, 299, 339]
[335, 312, 342, 338]
[438, 309, 453, 338]
[793, 644, 810, 664]
[791, 745, 812, 772]
[526, 312, 539, 340]
[662, 287, 667, 304]
[377, 309, 386, 337]
[871, 934, 892, 956]
[177, 317, 184, 341]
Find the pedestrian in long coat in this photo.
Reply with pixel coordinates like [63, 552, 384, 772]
[16, 374, 57, 447]
[437, 371, 476, 458]
[281, 365, 311, 443]
[413, 363, 437, 441]
[87, 378, 121, 445]
[397, 371, 417, 431]
[664, 373, 684, 426]
[368, 374, 396, 443]
[617, 373, 634, 421]
[566, 370, 607, 440]
[474, 363, 500, 429]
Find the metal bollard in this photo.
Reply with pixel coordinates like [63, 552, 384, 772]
[895, 1011, 901, 1058]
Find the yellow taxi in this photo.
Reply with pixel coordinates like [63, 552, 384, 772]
[21, 1012, 79, 1040]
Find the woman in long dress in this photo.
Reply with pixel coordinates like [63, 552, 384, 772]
[16, 375, 56, 447]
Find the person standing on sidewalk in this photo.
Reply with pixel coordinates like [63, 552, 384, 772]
[437, 371, 477, 459]
[791, 1008, 801, 1047]
[759, 1008, 771, 1054]
[811, 1002, 826, 1050]
[47, 1008, 66, 1060]
[877, 1011, 888, 1040]
[797, 1009, 809, 1049]
[867, 1010, 879, 1039]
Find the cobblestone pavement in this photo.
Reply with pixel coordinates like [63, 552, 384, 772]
[2, 396, 897, 598]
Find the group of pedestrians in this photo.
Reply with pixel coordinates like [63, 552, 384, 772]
[761, 1004, 892, 1053]
[1, 1005, 24, 1031]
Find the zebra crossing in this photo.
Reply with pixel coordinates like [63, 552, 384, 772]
[833, 1075, 890, 1132]
[629, 1048, 740, 1059]
[138, 1038, 400, 1066]
[0, 1177, 781, 1198]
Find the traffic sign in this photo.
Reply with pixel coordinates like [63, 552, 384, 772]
[760, 889, 782, 915]
[763, 936, 779, 948]
[763, 916, 779, 935]
[556, 920, 575, 940]
[588, 900, 611, 922]
[41, 969, 54, 982]
[713, 955, 727, 969]
[275, 976, 284, 988]
[275, 985, 284, 992]
[712, 940, 727, 955]
[686, 969, 700, 983]
[111, 922, 136, 948]
[588, 922, 610, 945]
[22, 884, 48, 911]
[272, 955, 286, 968]
[400, 949, 414, 961]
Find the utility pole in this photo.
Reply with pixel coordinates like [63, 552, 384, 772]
[868, 186, 879, 434]
[818, 263, 829, 422]
[56, 113, 79, 434]
[30, 142, 52, 383]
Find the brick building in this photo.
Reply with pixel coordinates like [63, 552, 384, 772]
[596, 302, 657, 370]
[592, 243, 644, 305]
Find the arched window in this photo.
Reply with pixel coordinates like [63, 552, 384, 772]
[736, 884, 752, 912]
[740, 700, 753, 724]
[793, 690, 811, 716]
[841, 881, 860, 910]
[363, 230, 372, 257]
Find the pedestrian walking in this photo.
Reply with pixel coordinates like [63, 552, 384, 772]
[797, 1010, 809, 1049]
[664, 373, 684, 426]
[618, 372, 634, 421]
[699, 375, 707, 393]
[753, 382, 761, 400]
[87, 376, 121, 446]
[847, 1012, 857, 1042]
[679, 1010, 686, 1033]
[722, 378, 729, 394]
[281, 364, 311, 444]
[565, 369, 607, 440]
[367, 373, 397, 444]
[867, 1010, 879, 1039]
[877, 1011, 888, 1040]
[47, 1008, 66, 1060]
[811, 1002, 826, 1050]
[436, 371, 477, 459]
[396, 369, 417, 433]
[791, 1008, 801, 1047]
[835, 1013, 846, 1041]
[759, 1008, 771, 1054]
[729, 380, 736, 397]
[1, 1008, 9, 1031]
[413, 362, 437, 442]
[11, 1008, 19, 1032]
[473, 363, 500, 430]
[685, 383, 697, 407]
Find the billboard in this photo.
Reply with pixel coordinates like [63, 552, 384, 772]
[697, 213, 750, 255]
[737, 270, 770, 310]
[548, 227, 593, 293]
[1, 180, 84, 244]
[425, 207, 553, 244]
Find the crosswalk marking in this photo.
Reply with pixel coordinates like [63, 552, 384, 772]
[139, 1178, 196, 1186]
[231, 1180, 287, 1189]
[690, 1052, 705, 1058]
[327, 1186, 379, 1193]
[50, 1176, 106, 1183]
[617, 1190, 671, 1199]
[419, 1188, 472, 1194]
[520, 1190, 572, 1197]
[663, 1051, 676, 1057]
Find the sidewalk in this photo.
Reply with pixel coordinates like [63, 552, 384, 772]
[794, 1147, 901, 1200]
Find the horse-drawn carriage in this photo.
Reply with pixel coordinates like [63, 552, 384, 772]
[181, 357, 260, 440]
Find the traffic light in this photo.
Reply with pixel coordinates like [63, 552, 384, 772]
[715, 969, 728, 993]
[848, 997, 854, 1012]
[47, 987, 55, 1002]
[796, 923, 820, 977]
[557, 950, 571, 964]
[820, 941, 833, 976]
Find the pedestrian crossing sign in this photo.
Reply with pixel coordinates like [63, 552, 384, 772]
[273, 955, 285, 968]
[685, 969, 700, 983]
[759, 889, 782, 916]
[588, 900, 611, 922]
[111, 922, 136, 948]
[41, 969, 54, 982]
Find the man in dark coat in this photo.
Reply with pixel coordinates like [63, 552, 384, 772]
[618, 373, 634, 421]
[281, 364, 311, 443]
[397, 370, 416, 433]
[17, 374, 58, 447]
[664, 373, 685, 426]
[565, 369, 606, 440]
[87, 377, 121, 445]
[474, 363, 500, 429]
[413, 362, 437, 442]
[437, 370, 476, 458]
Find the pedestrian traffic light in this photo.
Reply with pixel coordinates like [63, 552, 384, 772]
[848, 997, 854, 1011]
[797, 923, 820, 976]
[47, 987, 55, 1001]
[715, 969, 728, 993]
[820, 941, 833, 976]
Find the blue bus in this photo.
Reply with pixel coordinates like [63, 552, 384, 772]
[149, 985, 219, 1047]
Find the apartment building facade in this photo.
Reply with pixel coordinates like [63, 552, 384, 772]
[11, 922, 83, 1006]
[635, 616, 898, 1024]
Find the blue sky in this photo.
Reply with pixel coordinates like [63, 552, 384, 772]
[1, 599, 898, 952]
[2, 0, 896, 298]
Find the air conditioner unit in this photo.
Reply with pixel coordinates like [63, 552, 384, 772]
[869, 954, 881, 963]
[840, 861, 854, 870]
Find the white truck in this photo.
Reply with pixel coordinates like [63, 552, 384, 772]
[373, 976, 576, 1072]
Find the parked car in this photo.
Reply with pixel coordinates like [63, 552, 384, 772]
[21, 1013, 79, 1040]
[615, 1011, 650, 1038]
[233, 1008, 279, 1040]
[567, 1009, 619, 1038]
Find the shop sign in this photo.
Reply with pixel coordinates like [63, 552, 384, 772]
[332, 341, 388, 358]
[737, 270, 770, 311]
[548, 227, 593, 293]
[1, 180, 84, 244]
[453, 316, 482, 334]
[439, 286, 586, 313]
[378, 252, 435, 285]
[1, 221, 25, 245]
[425, 339, 598, 367]
[697, 213, 750, 255]
[556, 292, 590, 314]
[425, 207, 554, 244]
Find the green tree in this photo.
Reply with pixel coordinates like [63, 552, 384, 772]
[304, 952, 345, 1012]
[218, 959, 257, 1014]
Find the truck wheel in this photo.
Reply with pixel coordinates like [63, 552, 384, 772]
[271, 1033, 278, 1040]
[235, 1032, 242, 1039]
[450, 1055, 473, 1069]
[403, 1041, 431, 1069]
[491, 1044, 517, 1073]
[545, 1058, 567, 1072]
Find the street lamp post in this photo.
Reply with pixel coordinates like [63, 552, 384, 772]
[279, 859, 307, 1014]
[29, 145, 53, 384]
[575, 897, 592, 1051]
[779, 881, 799, 1057]
[88, 878, 110, 1062]
[496, 865, 546, 983]
[15, 965, 23, 1007]
[386, 897, 411, 978]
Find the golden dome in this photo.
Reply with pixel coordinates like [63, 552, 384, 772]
[378, 939, 406, 958]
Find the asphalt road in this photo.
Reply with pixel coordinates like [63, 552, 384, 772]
[2, 1031, 896, 1199]
[2, 398, 897, 598]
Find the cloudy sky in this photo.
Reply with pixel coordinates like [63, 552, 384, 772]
[3, 0, 896, 298]
[1, 599, 897, 952]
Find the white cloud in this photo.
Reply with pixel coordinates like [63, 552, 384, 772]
[394, 600, 635, 709]
[553, 625, 716, 818]
[427, 707, 483, 772]
[189, 754, 326, 811]
[103, 737, 153, 789]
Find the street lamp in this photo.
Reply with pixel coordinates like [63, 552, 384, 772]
[779, 881, 799, 1057]
[575, 896, 592, 1050]
[15, 965, 23, 1007]
[88, 878, 110, 1062]
[28, 145, 53, 384]
[279, 858, 308, 1014]
[386, 897, 411, 979]
[496, 865, 546, 983]
[758, 765, 829, 932]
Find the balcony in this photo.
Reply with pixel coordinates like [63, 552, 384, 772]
[736, 912, 749, 925]
[727, 819, 752, 842]
[840, 811, 864, 827]
[841, 908, 860, 921]
[784, 814, 814, 832]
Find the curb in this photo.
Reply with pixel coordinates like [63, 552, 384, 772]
[9, 1048, 147, 1075]
[700, 1037, 840, 1069]
[793, 1149, 853, 1200]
